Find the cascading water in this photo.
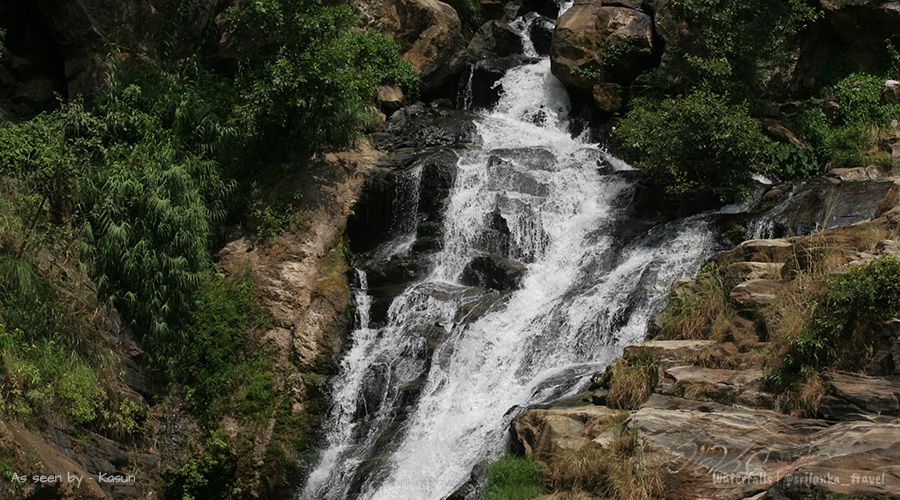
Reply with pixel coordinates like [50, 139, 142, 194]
[300, 15, 716, 500]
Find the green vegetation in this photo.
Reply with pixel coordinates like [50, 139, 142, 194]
[663, 0, 819, 97]
[657, 263, 729, 340]
[483, 455, 544, 500]
[616, 91, 771, 198]
[166, 433, 241, 500]
[446, 0, 482, 31]
[766, 256, 900, 389]
[616, 0, 898, 196]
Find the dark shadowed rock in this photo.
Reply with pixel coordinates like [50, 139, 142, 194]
[461, 254, 527, 290]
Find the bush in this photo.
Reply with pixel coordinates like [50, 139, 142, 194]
[175, 273, 274, 423]
[615, 91, 771, 199]
[766, 256, 900, 389]
[227, 0, 419, 162]
[483, 455, 544, 500]
[662, 0, 819, 97]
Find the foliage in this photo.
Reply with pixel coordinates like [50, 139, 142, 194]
[765, 256, 900, 389]
[166, 433, 240, 500]
[447, 0, 482, 31]
[483, 455, 544, 500]
[0, 255, 139, 432]
[831, 73, 900, 127]
[615, 91, 771, 198]
[664, 0, 819, 97]
[175, 273, 273, 422]
[658, 263, 730, 340]
[227, 0, 419, 162]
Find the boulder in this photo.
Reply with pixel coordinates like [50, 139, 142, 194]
[527, 15, 554, 56]
[730, 279, 783, 308]
[819, 372, 900, 420]
[460, 254, 527, 291]
[351, 0, 465, 93]
[376, 85, 404, 113]
[468, 20, 525, 59]
[550, 3, 654, 92]
[820, 0, 900, 44]
[884, 80, 900, 104]
[512, 406, 629, 458]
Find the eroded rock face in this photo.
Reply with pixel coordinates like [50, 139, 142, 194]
[820, 0, 900, 44]
[350, 0, 466, 94]
[461, 254, 527, 291]
[550, 1, 654, 106]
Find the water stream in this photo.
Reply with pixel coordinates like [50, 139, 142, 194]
[300, 15, 717, 500]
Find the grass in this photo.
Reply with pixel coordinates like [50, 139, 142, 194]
[657, 264, 729, 340]
[484, 455, 544, 500]
[543, 427, 665, 500]
[606, 348, 658, 410]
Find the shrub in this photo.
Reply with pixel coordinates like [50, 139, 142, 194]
[832, 73, 900, 127]
[227, 0, 419, 162]
[765, 256, 900, 389]
[483, 455, 544, 500]
[615, 91, 772, 199]
[166, 433, 240, 500]
[663, 0, 819, 96]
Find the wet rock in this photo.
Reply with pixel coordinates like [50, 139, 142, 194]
[466, 54, 541, 110]
[551, 3, 654, 91]
[468, 20, 524, 59]
[527, 16, 554, 56]
[377, 85, 404, 113]
[730, 279, 783, 308]
[519, 0, 562, 19]
[461, 254, 527, 291]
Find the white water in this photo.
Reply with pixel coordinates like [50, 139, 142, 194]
[301, 45, 715, 500]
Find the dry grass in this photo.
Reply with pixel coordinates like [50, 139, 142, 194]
[657, 265, 730, 340]
[775, 372, 826, 417]
[607, 353, 658, 410]
[543, 427, 667, 500]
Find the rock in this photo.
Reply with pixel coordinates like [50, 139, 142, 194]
[819, 372, 900, 420]
[527, 15, 554, 56]
[820, 0, 900, 45]
[460, 254, 527, 291]
[376, 85, 404, 113]
[632, 394, 900, 499]
[722, 262, 784, 281]
[723, 239, 795, 264]
[550, 3, 654, 92]
[892, 141, 900, 169]
[730, 279, 782, 308]
[468, 20, 524, 59]
[351, 0, 465, 93]
[761, 117, 806, 148]
[591, 82, 625, 113]
[512, 405, 629, 458]
[519, 0, 561, 19]
[827, 166, 886, 181]
[466, 55, 541, 109]
[661, 366, 763, 406]
[884, 80, 900, 104]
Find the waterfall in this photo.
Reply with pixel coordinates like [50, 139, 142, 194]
[300, 21, 716, 500]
